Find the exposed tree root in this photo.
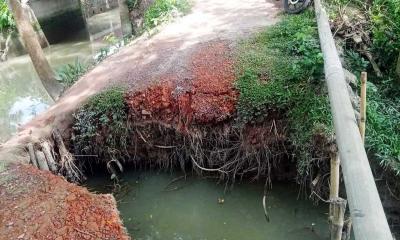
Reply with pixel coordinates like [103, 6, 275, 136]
[73, 117, 302, 190]
[27, 143, 38, 168]
[26, 129, 83, 183]
[41, 141, 58, 172]
[35, 150, 49, 171]
[53, 129, 83, 182]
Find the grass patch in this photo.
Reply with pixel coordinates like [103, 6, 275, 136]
[236, 10, 333, 175]
[143, 0, 190, 30]
[365, 79, 400, 173]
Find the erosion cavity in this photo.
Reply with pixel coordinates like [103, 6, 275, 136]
[65, 41, 332, 238]
[71, 41, 306, 185]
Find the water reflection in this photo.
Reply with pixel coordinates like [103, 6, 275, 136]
[8, 96, 49, 127]
[0, 7, 125, 143]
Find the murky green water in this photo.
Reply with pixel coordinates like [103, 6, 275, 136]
[87, 172, 329, 240]
[0, 9, 123, 143]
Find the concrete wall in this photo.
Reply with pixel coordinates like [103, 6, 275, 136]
[30, 0, 86, 43]
[30, 0, 81, 20]
[82, 0, 119, 18]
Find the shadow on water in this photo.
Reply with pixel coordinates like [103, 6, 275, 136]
[86, 171, 330, 240]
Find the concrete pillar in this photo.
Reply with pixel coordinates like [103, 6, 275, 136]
[118, 0, 132, 36]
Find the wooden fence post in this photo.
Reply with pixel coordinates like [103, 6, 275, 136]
[330, 154, 340, 199]
[330, 198, 347, 240]
[329, 153, 343, 240]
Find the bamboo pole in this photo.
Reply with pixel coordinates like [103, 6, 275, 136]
[330, 153, 340, 199]
[343, 219, 353, 240]
[314, 0, 392, 239]
[330, 198, 347, 240]
[359, 72, 367, 143]
[329, 153, 342, 240]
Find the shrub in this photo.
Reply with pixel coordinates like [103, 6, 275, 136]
[344, 50, 369, 74]
[0, 1, 15, 32]
[56, 59, 88, 87]
[143, 0, 190, 30]
[72, 87, 129, 161]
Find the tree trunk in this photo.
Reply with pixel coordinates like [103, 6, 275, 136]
[329, 198, 347, 240]
[22, 2, 50, 48]
[8, 0, 61, 100]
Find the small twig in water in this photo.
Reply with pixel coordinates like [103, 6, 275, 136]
[310, 191, 330, 203]
[263, 178, 270, 223]
[263, 195, 270, 223]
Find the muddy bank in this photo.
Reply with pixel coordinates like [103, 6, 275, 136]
[0, 164, 129, 240]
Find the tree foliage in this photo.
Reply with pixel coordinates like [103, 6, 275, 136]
[143, 0, 190, 30]
[0, 0, 15, 32]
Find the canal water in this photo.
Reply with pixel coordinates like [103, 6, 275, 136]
[87, 172, 330, 240]
[0, 8, 122, 143]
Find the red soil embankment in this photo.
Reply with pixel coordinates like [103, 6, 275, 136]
[125, 41, 238, 127]
[0, 164, 129, 240]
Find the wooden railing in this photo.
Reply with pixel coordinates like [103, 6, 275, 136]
[314, 0, 393, 239]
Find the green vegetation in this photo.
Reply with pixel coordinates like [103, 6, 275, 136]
[72, 87, 129, 161]
[326, 0, 400, 74]
[370, 0, 400, 71]
[344, 50, 369, 74]
[326, 0, 400, 174]
[366, 81, 400, 173]
[0, 1, 14, 32]
[56, 59, 88, 87]
[236, 11, 332, 175]
[143, 0, 190, 30]
[126, 0, 139, 12]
